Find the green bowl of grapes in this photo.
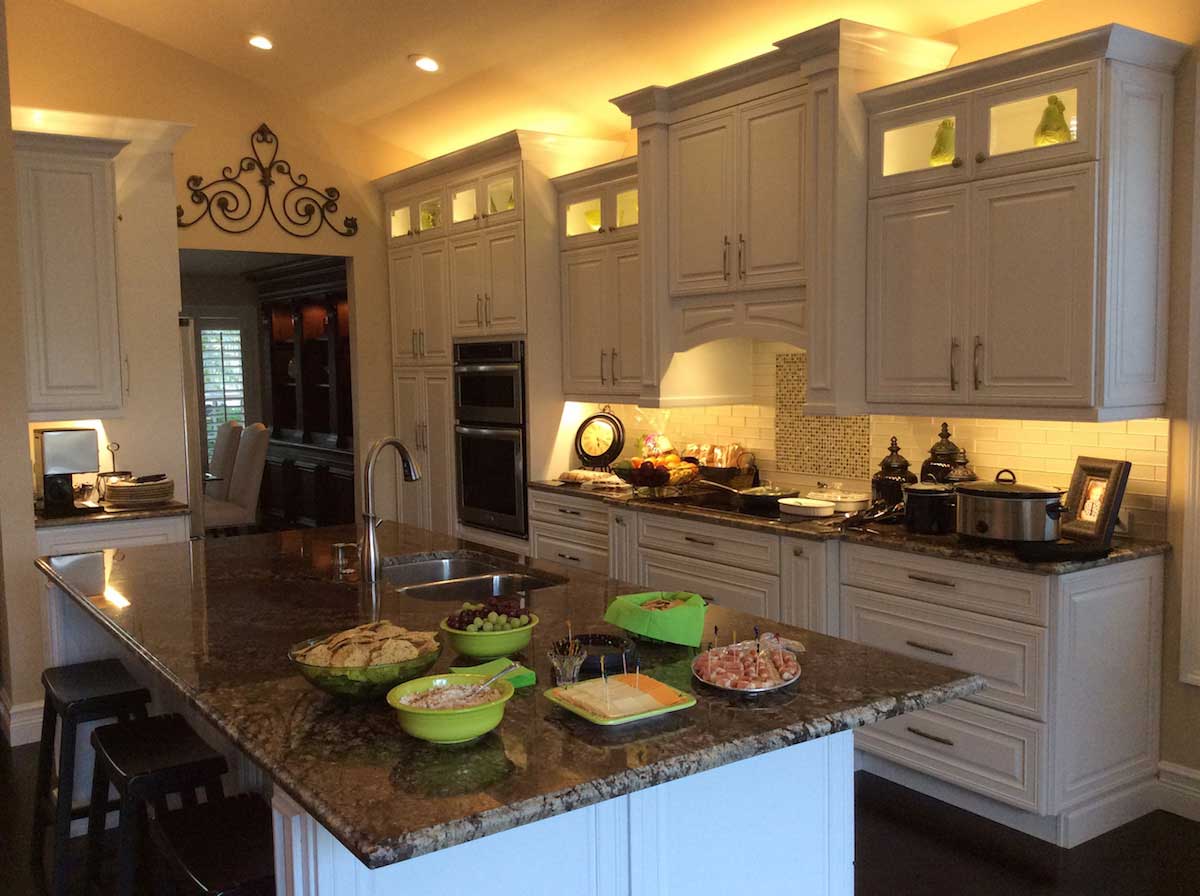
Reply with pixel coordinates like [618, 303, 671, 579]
[440, 600, 538, 659]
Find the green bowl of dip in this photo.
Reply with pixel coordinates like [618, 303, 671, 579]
[386, 673, 515, 744]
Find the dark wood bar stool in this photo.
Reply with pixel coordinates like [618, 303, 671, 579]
[32, 659, 151, 896]
[150, 793, 275, 895]
[87, 713, 229, 896]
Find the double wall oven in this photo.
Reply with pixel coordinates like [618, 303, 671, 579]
[454, 341, 528, 537]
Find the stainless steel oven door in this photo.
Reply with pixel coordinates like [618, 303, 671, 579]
[455, 424, 527, 537]
[454, 363, 524, 426]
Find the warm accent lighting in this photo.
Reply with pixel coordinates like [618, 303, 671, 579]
[103, 586, 130, 608]
[248, 35, 273, 50]
[410, 54, 439, 72]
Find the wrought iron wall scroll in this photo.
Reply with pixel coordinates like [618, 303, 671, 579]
[176, 123, 358, 238]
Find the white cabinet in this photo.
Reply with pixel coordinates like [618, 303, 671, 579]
[559, 174, 639, 247]
[393, 369, 455, 534]
[638, 547, 781, 620]
[668, 88, 807, 298]
[780, 537, 833, 635]
[528, 489, 611, 574]
[863, 28, 1183, 419]
[389, 243, 451, 366]
[16, 133, 126, 413]
[35, 513, 190, 557]
[450, 223, 526, 337]
[448, 165, 522, 232]
[561, 242, 641, 398]
[608, 508, 638, 583]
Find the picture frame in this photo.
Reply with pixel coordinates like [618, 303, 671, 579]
[1063, 456, 1132, 544]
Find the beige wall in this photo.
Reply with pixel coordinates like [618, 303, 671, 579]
[1, 0, 420, 705]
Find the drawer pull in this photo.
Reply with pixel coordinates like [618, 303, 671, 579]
[557, 553, 581, 563]
[793, 547, 804, 557]
[684, 536, 716, 546]
[557, 508, 582, 516]
[905, 640, 955, 657]
[906, 726, 955, 748]
[614, 516, 625, 526]
[908, 573, 956, 588]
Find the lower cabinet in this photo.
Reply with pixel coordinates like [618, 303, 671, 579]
[637, 547, 781, 620]
[36, 514, 191, 556]
[608, 508, 638, 582]
[393, 368, 456, 534]
[529, 521, 609, 573]
[781, 536, 835, 635]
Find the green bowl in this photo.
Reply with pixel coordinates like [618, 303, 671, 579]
[438, 614, 538, 659]
[288, 638, 442, 702]
[386, 674, 515, 743]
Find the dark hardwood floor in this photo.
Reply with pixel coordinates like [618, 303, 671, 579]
[5, 735, 1199, 895]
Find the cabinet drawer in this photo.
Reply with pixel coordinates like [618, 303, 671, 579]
[855, 700, 1046, 813]
[840, 543, 1048, 625]
[528, 489, 609, 534]
[529, 521, 609, 574]
[842, 587, 1047, 720]
[637, 513, 780, 575]
[638, 547, 781, 621]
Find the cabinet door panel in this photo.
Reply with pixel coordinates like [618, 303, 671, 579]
[637, 548, 781, 621]
[388, 248, 420, 366]
[448, 235, 484, 336]
[417, 243, 451, 364]
[422, 369, 456, 534]
[738, 89, 807, 289]
[484, 223, 526, 334]
[970, 165, 1096, 405]
[610, 243, 642, 394]
[561, 247, 609, 395]
[869, 96, 974, 198]
[669, 112, 736, 296]
[392, 371, 427, 527]
[867, 187, 970, 403]
[781, 538, 829, 634]
[19, 151, 122, 410]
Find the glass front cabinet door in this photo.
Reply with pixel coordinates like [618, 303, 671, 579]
[870, 97, 973, 197]
[971, 63, 1098, 177]
[561, 179, 639, 246]
[388, 198, 416, 241]
[447, 166, 521, 231]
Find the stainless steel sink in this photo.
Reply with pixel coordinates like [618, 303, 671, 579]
[397, 573, 558, 603]
[382, 557, 505, 588]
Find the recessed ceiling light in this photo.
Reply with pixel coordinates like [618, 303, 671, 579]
[248, 35, 273, 50]
[410, 54, 439, 72]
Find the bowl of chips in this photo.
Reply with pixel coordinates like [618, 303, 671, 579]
[289, 621, 441, 701]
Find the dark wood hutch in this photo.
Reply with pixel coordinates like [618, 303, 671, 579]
[249, 257, 355, 528]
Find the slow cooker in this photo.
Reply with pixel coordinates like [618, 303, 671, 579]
[955, 469, 1068, 543]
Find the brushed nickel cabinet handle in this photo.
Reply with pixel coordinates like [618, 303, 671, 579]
[475, 294, 482, 327]
[412, 329, 418, 357]
[611, 347, 619, 382]
[600, 350, 607, 385]
[905, 640, 955, 657]
[614, 516, 626, 526]
[973, 336, 983, 390]
[557, 508, 581, 516]
[975, 152, 987, 164]
[950, 337, 959, 392]
[722, 236, 730, 280]
[907, 726, 955, 748]
[951, 157, 963, 168]
[738, 233, 746, 279]
[484, 293, 492, 326]
[557, 552, 581, 563]
[684, 535, 716, 546]
[793, 547, 804, 557]
[418, 329, 425, 356]
[908, 573, 957, 588]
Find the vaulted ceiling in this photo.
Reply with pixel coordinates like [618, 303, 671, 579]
[64, 0, 1041, 160]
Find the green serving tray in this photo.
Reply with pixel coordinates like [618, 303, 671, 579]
[544, 681, 696, 726]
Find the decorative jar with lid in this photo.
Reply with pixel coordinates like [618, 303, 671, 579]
[872, 437, 918, 506]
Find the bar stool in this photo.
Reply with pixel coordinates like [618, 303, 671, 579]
[150, 793, 275, 895]
[87, 713, 229, 896]
[32, 659, 151, 896]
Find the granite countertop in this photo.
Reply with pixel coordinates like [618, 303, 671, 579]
[37, 524, 983, 869]
[34, 501, 190, 529]
[529, 481, 1169, 575]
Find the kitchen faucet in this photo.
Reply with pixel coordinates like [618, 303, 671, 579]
[361, 437, 421, 583]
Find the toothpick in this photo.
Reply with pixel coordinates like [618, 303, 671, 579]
[602, 654, 611, 712]
[622, 652, 628, 676]
[636, 660, 640, 690]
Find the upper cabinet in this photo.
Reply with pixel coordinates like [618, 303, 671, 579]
[612, 20, 958, 413]
[863, 25, 1186, 420]
[16, 132, 127, 413]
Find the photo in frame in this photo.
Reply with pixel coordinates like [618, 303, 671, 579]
[1063, 456, 1132, 544]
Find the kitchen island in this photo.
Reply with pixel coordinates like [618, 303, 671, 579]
[38, 524, 984, 894]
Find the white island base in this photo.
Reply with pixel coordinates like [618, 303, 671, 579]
[271, 731, 854, 896]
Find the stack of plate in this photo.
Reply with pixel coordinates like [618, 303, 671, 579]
[103, 478, 174, 508]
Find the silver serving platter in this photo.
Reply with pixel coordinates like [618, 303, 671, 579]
[690, 640, 804, 695]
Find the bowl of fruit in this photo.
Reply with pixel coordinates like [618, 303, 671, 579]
[611, 453, 699, 495]
[440, 597, 539, 659]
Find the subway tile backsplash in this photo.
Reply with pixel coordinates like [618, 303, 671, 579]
[574, 344, 1169, 539]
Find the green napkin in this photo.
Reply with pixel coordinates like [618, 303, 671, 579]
[603, 592, 707, 647]
[449, 657, 536, 688]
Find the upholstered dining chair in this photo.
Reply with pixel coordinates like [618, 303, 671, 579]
[203, 423, 269, 533]
[205, 420, 242, 501]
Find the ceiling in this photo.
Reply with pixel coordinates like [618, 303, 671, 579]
[178, 248, 319, 277]
[65, 0, 1040, 161]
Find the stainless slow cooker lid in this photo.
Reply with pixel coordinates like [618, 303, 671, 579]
[955, 469, 1065, 499]
[904, 481, 954, 494]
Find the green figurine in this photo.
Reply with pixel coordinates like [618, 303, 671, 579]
[1034, 95, 1073, 146]
[929, 118, 956, 166]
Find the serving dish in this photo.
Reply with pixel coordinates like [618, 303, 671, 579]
[552, 633, 636, 675]
[439, 614, 539, 659]
[289, 638, 441, 701]
[544, 674, 696, 726]
[691, 636, 803, 695]
[387, 674, 515, 744]
[778, 497, 835, 518]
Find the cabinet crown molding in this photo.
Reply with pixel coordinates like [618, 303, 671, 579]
[551, 156, 637, 194]
[861, 23, 1188, 115]
[13, 131, 128, 159]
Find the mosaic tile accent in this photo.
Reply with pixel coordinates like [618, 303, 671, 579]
[776, 352, 871, 480]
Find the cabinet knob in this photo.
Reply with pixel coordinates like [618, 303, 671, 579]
[975, 152, 987, 164]
[951, 157, 963, 169]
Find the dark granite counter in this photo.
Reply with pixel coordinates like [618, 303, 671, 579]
[529, 481, 1169, 575]
[37, 524, 983, 869]
[35, 501, 190, 529]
